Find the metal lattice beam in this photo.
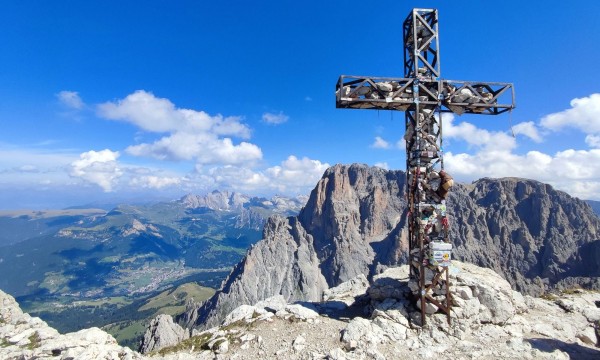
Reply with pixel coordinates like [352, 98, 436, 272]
[335, 8, 516, 326]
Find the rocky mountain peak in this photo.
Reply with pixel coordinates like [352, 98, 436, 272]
[180, 164, 600, 331]
[180, 191, 250, 211]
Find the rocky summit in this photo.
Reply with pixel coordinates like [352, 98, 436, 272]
[181, 164, 600, 330]
[2, 261, 599, 359]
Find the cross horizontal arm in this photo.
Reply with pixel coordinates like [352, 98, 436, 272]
[336, 75, 515, 115]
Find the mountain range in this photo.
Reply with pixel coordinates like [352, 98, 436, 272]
[2, 164, 600, 354]
[179, 164, 600, 330]
[0, 191, 306, 346]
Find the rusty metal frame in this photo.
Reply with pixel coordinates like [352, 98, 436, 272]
[336, 76, 514, 115]
[335, 8, 516, 326]
[404, 8, 440, 79]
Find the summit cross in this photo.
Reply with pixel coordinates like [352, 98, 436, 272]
[335, 8, 516, 325]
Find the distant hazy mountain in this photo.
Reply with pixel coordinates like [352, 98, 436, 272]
[0, 209, 106, 247]
[585, 199, 600, 216]
[0, 191, 306, 300]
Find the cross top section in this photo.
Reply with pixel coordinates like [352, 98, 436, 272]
[404, 8, 440, 79]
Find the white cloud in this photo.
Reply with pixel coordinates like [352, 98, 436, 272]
[57, 91, 84, 109]
[262, 111, 289, 125]
[266, 156, 330, 190]
[426, 99, 600, 200]
[512, 121, 542, 142]
[396, 138, 406, 149]
[195, 138, 262, 165]
[97, 90, 260, 165]
[208, 165, 270, 190]
[540, 93, 600, 134]
[129, 175, 181, 189]
[372, 136, 391, 149]
[305, 96, 313, 102]
[443, 114, 516, 152]
[69, 149, 122, 192]
[585, 135, 600, 148]
[18, 165, 38, 172]
[195, 155, 330, 194]
[126, 133, 262, 165]
[374, 162, 389, 170]
[445, 148, 600, 200]
[441, 109, 600, 200]
[98, 90, 250, 137]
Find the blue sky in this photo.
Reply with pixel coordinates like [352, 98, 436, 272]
[1, 1, 600, 209]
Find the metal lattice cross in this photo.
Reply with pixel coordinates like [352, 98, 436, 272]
[335, 8, 515, 325]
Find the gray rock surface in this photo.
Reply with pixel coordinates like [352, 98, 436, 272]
[139, 314, 189, 354]
[181, 164, 600, 330]
[166, 261, 599, 359]
[449, 177, 600, 295]
[3, 261, 600, 359]
[181, 164, 406, 329]
[0, 289, 144, 360]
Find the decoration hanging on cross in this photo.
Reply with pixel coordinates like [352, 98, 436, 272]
[335, 8, 516, 325]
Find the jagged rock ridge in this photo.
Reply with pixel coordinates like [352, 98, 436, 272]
[181, 164, 600, 330]
[180, 164, 407, 329]
[180, 190, 308, 230]
[450, 177, 600, 292]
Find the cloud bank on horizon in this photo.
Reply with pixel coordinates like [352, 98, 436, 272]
[369, 93, 600, 201]
[2, 90, 600, 208]
[0, 90, 329, 207]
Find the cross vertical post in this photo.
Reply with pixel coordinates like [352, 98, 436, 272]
[336, 8, 515, 326]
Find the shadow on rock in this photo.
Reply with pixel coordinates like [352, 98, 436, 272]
[527, 338, 600, 360]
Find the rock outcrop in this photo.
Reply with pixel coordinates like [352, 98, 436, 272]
[138, 314, 189, 354]
[160, 261, 600, 359]
[0, 289, 143, 360]
[180, 164, 600, 330]
[3, 261, 600, 359]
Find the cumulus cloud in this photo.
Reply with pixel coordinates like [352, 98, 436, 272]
[208, 166, 270, 190]
[540, 93, 600, 134]
[262, 111, 289, 125]
[443, 114, 516, 152]
[97, 90, 260, 165]
[126, 133, 262, 165]
[129, 175, 181, 189]
[441, 104, 600, 200]
[195, 155, 330, 194]
[372, 136, 391, 149]
[374, 162, 389, 170]
[69, 149, 122, 192]
[445, 148, 600, 199]
[57, 91, 84, 109]
[585, 135, 600, 148]
[196, 139, 262, 165]
[512, 121, 542, 142]
[266, 156, 329, 189]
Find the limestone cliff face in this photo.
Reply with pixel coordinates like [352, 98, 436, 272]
[297, 164, 407, 286]
[181, 164, 407, 329]
[181, 164, 600, 329]
[449, 177, 600, 294]
[180, 215, 329, 329]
